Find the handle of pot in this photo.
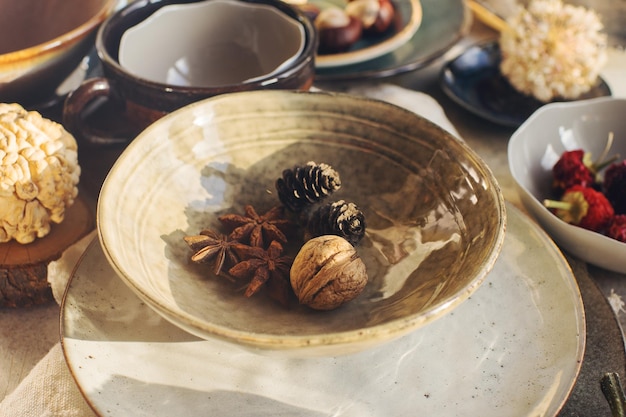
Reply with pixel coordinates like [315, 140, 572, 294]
[63, 77, 132, 147]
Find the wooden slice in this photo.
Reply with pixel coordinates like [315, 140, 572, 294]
[0, 194, 95, 307]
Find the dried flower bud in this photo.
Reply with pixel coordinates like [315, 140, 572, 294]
[290, 235, 368, 310]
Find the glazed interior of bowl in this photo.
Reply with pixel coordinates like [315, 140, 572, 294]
[99, 0, 315, 84]
[98, 90, 506, 356]
[0, 0, 107, 54]
[119, 0, 305, 86]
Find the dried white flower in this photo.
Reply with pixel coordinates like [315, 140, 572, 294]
[0, 103, 80, 244]
[499, 0, 608, 102]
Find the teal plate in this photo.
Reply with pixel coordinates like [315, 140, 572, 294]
[314, 0, 471, 81]
[314, 0, 422, 68]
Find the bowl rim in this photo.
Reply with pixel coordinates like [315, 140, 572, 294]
[0, 0, 118, 63]
[508, 96, 626, 272]
[98, 89, 508, 353]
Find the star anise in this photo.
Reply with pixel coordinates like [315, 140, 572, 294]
[183, 229, 240, 276]
[218, 204, 295, 248]
[228, 240, 293, 302]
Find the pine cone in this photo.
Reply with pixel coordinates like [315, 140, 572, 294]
[307, 200, 366, 246]
[276, 161, 341, 212]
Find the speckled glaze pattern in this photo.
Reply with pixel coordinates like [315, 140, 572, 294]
[97, 90, 506, 356]
[508, 97, 626, 273]
[63, 203, 584, 416]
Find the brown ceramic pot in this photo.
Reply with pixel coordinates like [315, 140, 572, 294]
[63, 0, 317, 147]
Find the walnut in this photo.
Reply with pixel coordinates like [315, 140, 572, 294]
[290, 235, 368, 310]
[0, 103, 80, 244]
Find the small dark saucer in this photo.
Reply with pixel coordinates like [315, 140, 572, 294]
[440, 41, 612, 128]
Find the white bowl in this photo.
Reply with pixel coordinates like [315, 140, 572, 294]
[98, 90, 506, 357]
[508, 97, 626, 273]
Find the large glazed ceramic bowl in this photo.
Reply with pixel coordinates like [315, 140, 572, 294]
[0, 0, 117, 107]
[98, 90, 507, 357]
[508, 97, 626, 273]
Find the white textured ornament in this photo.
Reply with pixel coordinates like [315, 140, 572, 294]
[0, 103, 80, 243]
[499, 0, 608, 102]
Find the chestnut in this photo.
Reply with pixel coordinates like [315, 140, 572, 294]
[346, 0, 395, 34]
[314, 7, 363, 54]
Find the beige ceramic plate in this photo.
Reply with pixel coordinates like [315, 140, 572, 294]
[63, 203, 584, 416]
[97, 90, 506, 357]
[314, 0, 423, 68]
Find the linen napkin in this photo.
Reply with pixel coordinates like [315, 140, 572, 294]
[0, 85, 457, 417]
[0, 231, 98, 417]
[344, 83, 461, 138]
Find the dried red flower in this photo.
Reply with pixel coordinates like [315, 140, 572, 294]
[544, 185, 614, 233]
[608, 215, 626, 243]
[603, 160, 626, 215]
[552, 149, 596, 191]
